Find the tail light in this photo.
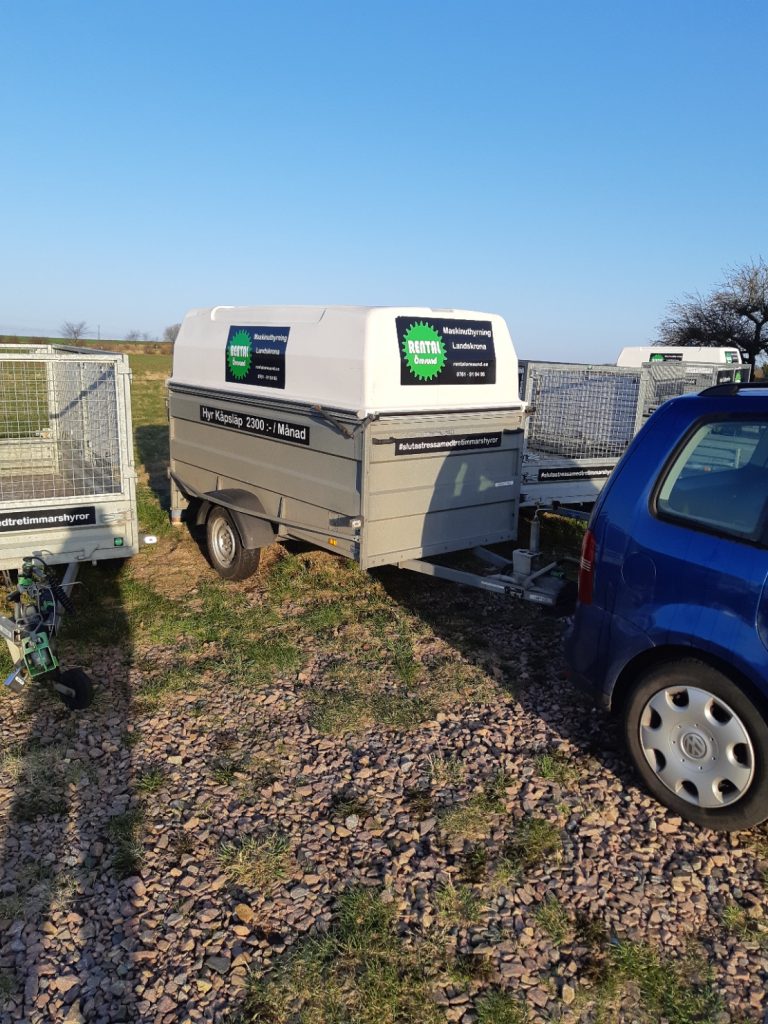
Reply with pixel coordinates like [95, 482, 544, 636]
[578, 528, 596, 604]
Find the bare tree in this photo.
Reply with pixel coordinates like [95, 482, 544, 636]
[124, 329, 142, 341]
[657, 259, 768, 368]
[163, 322, 181, 344]
[60, 321, 90, 342]
[658, 294, 752, 349]
[715, 260, 768, 367]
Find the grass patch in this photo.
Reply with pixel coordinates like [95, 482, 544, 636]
[276, 549, 494, 725]
[589, 942, 723, 1024]
[211, 753, 250, 785]
[243, 756, 280, 792]
[9, 742, 81, 822]
[107, 807, 145, 877]
[427, 753, 466, 787]
[135, 767, 167, 794]
[534, 895, 571, 945]
[484, 767, 512, 807]
[66, 565, 300, 692]
[0, 742, 23, 786]
[534, 750, 580, 788]
[721, 901, 767, 946]
[462, 845, 489, 883]
[235, 887, 441, 1024]
[369, 686, 436, 729]
[0, 894, 24, 920]
[386, 619, 419, 686]
[307, 680, 437, 735]
[435, 881, 483, 927]
[496, 816, 562, 879]
[135, 664, 203, 708]
[192, 579, 301, 683]
[123, 728, 141, 749]
[169, 830, 195, 862]
[440, 792, 502, 841]
[0, 972, 16, 1000]
[307, 689, 372, 734]
[445, 951, 493, 986]
[404, 786, 433, 816]
[0, 860, 78, 922]
[329, 792, 370, 822]
[219, 832, 292, 892]
[476, 991, 529, 1024]
[128, 352, 173, 377]
[535, 511, 587, 558]
[136, 483, 173, 537]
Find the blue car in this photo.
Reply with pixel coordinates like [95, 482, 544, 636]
[565, 381, 768, 830]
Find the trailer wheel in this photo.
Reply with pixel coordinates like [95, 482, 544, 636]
[206, 507, 261, 580]
[56, 668, 94, 710]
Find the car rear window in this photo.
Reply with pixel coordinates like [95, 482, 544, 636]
[656, 418, 768, 542]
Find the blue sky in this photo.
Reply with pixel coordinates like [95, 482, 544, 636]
[1, 0, 766, 361]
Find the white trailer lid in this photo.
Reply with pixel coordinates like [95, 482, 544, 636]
[171, 306, 520, 415]
[617, 346, 745, 367]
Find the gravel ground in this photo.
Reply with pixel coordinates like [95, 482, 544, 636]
[1, 548, 767, 1024]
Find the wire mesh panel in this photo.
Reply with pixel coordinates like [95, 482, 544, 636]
[524, 364, 642, 459]
[641, 363, 750, 419]
[0, 350, 124, 502]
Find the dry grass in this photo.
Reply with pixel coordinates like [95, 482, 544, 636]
[234, 888, 441, 1024]
[219, 832, 293, 892]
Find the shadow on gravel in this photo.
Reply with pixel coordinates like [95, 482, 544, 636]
[0, 562, 139, 1023]
[375, 562, 636, 790]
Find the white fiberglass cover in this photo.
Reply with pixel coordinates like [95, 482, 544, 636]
[171, 306, 520, 414]
[617, 346, 745, 367]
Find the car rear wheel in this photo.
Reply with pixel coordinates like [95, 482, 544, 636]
[624, 660, 768, 830]
[206, 507, 261, 581]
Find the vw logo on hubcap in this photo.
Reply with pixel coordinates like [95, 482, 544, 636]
[681, 732, 708, 760]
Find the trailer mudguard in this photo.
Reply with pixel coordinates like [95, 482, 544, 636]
[196, 489, 276, 550]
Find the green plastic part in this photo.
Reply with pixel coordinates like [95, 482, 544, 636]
[21, 632, 58, 678]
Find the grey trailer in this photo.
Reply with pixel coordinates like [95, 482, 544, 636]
[169, 306, 566, 606]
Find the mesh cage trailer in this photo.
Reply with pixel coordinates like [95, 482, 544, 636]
[0, 345, 138, 571]
[519, 358, 750, 506]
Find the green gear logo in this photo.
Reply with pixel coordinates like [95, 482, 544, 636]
[402, 321, 446, 381]
[227, 329, 252, 380]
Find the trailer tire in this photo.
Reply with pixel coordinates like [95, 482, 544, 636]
[206, 507, 261, 581]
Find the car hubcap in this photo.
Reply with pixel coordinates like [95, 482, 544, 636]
[638, 685, 754, 808]
[211, 519, 236, 567]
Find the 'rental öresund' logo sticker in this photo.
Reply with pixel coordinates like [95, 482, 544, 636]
[226, 329, 253, 381]
[401, 321, 447, 381]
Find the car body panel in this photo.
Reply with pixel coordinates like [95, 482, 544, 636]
[565, 391, 768, 714]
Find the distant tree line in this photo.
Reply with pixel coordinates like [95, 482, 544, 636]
[125, 323, 180, 343]
[658, 259, 768, 368]
[58, 321, 181, 344]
